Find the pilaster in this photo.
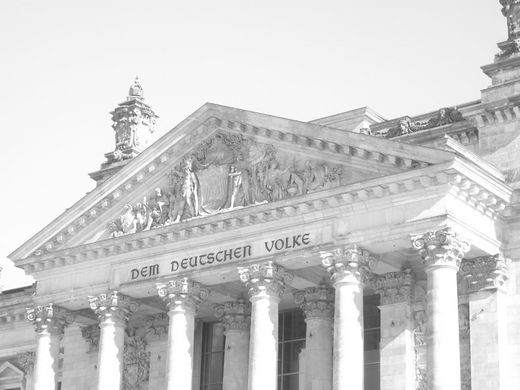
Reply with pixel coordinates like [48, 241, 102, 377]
[460, 254, 511, 390]
[294, 286, 334, 390]
[214, 300, 251, 390]
[373, 270, 415, 390]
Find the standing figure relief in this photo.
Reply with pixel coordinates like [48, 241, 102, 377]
[108, 133, 345, 237]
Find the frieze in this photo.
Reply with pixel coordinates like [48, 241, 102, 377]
[108, 132, 344, 237]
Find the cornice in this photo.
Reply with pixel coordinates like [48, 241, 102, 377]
[15, 161, 511, 275]
[11, 106, 450, 263]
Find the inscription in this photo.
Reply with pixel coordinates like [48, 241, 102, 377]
[126, 232, 312, 282]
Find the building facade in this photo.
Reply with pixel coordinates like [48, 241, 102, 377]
[2, 3, 520, 390]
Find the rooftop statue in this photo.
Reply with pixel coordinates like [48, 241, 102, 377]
[498, 0, 520, 57]
[384, 107, 464, 138]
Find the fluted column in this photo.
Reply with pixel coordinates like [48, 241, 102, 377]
[373, 270, 415, 390]
[157, 278, 209, 390]
[294, 286, 334, 390]
[215, 299, 251, 390]
[321, 246, 377, 390]
[25, 304, 73, 390]
[238, 261, 292, 390]
[460, 254, 511, 390]
[89, 291, 138, 390]
[411, 227, 469, 390]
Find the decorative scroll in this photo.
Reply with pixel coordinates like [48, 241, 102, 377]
[294, 286, 334, 319]
[108, 132, 344, 237]
[214, 300, 251, 331]
[371, 269, 413, 305]
[320, 245, 377, 284]
[411, 227, 470, 270]
[384, 107, 464, 138]
[25, 304, 74, 334]
[459, 254, 511, 294]
[237, 261, 293, 298]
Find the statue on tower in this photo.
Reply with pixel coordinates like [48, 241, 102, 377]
[498, 0, 520, 57]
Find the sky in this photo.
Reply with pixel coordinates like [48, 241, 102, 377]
[0, 0, 506, 290]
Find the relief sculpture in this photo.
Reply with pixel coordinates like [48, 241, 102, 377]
[108, 132, 344, 237]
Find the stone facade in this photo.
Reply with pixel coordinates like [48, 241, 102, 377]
[2, 2, 520, 390]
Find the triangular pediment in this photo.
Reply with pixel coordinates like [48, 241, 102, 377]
[10, 103, 456, 262]
[0, 362, 24, 379]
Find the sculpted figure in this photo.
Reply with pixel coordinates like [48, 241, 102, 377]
[264, 161, 290, 201]
[148, 187, 170, 225]
[182, 158, 201, 218]
[234, 153, 253, 205]
[302, 160, 327, 193]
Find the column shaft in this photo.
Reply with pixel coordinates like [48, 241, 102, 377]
[33, 331, 60, 390]
[334, 279, 364, 390]
[426, 266, 460, 390]
[97, 319, 125, 390]
[248, 292, 279, 390]
[166, 305, 195, 390]
[379, 303, 414, 390]
[305, 317, 333, 390]
[223, 329, 250, 390]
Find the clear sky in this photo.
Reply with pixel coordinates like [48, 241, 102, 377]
[0, 0, 506, 289]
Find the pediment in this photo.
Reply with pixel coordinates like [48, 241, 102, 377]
[0, 362, 24, 379]
[10, 103, 455, 262]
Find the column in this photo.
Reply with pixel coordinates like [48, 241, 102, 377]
[25, 304, 73, 390]
[214, 299, 251, 390]
[321, 246, 377, 390]
[238, 261, 292, 390]
[294, 286, 334, 390]
[373, 270, 415, 390]
[411, 227, 469, 390]
[88, 291, 138, 390]
[156, 277, 209, 390]
[459, 254, 511, 390]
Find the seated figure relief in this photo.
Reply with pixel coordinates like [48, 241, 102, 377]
[108, 133, 345, 238]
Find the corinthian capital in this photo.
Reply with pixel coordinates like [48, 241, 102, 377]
[411, 227, 470, 270]
[459, 254, 511, 293]
[320, 245, 377, 285]
[25, 304, 74, 334]
[371, 269, 413, 305]
[237, 261, 293, 299]
[294, 286, 334, 319]
[88, 291, 138, 323]
[214, 299, 251, 331]
[156, 278, 209, 314]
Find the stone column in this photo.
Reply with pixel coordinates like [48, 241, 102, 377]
[459, 254, 511, 390]
[25, 304, 73, 390]
[156, 278, 209, 390]
[215, 299, 251, 390]
[411, 227, 469, 390]
[238, 261, 292, 390]
[88, 291, 138, 390]
[294, 286, 334, 390]
[373, 270, 415, 390]
[321, 246, 377, 390]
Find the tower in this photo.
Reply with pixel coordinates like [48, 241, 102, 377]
[89, 77, 159, 184]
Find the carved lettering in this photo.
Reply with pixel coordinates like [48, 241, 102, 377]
[264, 233, 311, 253]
